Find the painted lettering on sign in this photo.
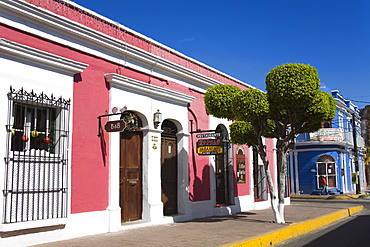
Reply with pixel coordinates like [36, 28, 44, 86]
[196, 132, 221, 138]
[196, 138, 223, 155]
[104, 120, 126, 132]
[197, 139, 221, 146]
[197, 146, 223, 155]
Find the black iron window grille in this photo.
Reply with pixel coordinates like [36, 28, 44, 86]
[3, 87, 70, 223]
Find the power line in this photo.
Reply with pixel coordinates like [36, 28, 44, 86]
[347, 95, 370, 99]
[349, 99, 370, 104]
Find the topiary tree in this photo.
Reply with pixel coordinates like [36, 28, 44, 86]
[204, 63, 336, 223]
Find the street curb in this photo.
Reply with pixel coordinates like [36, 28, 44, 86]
[291, 195, 362, 200]
[221, 205, 364, 247]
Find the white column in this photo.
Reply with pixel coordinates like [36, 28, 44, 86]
[141, 128, 163, 223]
[106, 131, 121, 232]
[340, 153, 346, 193]
[294, 151, 299, 194]
[289, 151, 294, 194]
[177, 132, 191, 215]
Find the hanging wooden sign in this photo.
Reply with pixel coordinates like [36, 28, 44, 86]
[196, 138, 223, 155]
[104, 120, 126, 132]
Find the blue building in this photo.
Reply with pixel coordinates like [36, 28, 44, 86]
[289, 90, 366, 195]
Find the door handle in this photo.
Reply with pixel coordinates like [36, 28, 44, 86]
[129, 180, 137, 186]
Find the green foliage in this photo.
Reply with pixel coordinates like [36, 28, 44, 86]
[232, 89, 269, 122]
[262, 119, 276, 138]
[230, 121, 258, 146]
[204, 84, 241, 120]
[266, 63, 320, 117]
[204, 63, 338, 220]
[310, 90, 336, 120]
[300, 90, 336, 133]
[204, 63, 336, 147]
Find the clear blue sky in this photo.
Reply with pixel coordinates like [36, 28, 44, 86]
[72, 0, 370, 109]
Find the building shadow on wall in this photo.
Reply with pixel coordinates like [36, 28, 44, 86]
[189, 134, 211, 201]
[98, 120, 107, 167]
[191, 165, 210, 201]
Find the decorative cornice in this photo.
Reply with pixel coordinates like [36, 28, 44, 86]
[334, 98, 358, 116]
[0, 38, 88, 74]
[0, 0, 245, 89]
[105, 73, 195, 105]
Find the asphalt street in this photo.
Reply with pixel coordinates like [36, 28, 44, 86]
[277, 198, 370, 247]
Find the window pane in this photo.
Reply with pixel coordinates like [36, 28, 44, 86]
[317, 163, 326, 175]
[13, 104, 25, 129]
[327, 163, 335, 174]
[11, 130, 24, 151]
[36, 109, 47, 132]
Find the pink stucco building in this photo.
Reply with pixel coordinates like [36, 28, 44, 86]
[0, 0, 278, 246]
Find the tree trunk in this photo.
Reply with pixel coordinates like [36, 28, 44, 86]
[257, 145, 283, 224]
[265, 161, 283, 223]
[276, 139, 292, 224]
[276, 145, 287, 223]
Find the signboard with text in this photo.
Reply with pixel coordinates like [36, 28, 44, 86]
[196, 138, 223, 155]
[104, 120, 126, 132]
[196, 132, 221, 138]
[236, 153, 246, 183]
[310, 128, 343, 142]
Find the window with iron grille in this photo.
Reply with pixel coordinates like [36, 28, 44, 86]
[3, 87, 70, 223]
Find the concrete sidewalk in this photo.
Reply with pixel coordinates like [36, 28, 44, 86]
[34, 201, 364, 247]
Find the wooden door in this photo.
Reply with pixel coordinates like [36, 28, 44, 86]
[215, 153, 228, 205]
[120, 131, 142, 222]
[161, 136, 178, 215]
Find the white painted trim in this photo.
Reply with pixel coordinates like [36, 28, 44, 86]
[60, 0, 254, 89]
[62, 0, 244, 85]
[105, 73, 195, 105]
[289, 152, 294, 193]
[0, 218, 67, 232]
[0, 0, 253, 90]
[293, 147, 347, 153]
[0, 38, 88, 74]
[294, 151, 299, 194]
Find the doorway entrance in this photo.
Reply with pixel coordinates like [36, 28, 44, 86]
[215, 125, 233, 206]
[253, 148, 267, 201]
[161, 120, 178, 215]
[215, 152, 228, 205]
[316, 155, 337, 188]
[119, 112, 143, 222]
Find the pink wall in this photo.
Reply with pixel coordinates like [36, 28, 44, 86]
[234, 145, 251, 196]
[1, 24, 112, 213]
[71, 63, 112, 213]
[187, 93, 211, 201]
[8, 0, 255, 211]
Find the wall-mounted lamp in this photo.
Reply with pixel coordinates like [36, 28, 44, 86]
[153, 109, 162, 128]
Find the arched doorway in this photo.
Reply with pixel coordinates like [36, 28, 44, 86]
[253, 148, 267, 201]
[119, 111, 143, 222]
[215, 125, 233, 206]
[161, 120, 178, 215]
[316, 155, 337, 189]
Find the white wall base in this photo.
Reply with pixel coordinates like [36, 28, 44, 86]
[1, 195, 274, 247]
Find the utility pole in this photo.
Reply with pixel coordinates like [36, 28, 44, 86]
[352, 113, 361, 194]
